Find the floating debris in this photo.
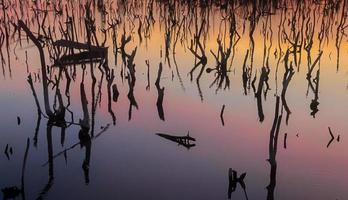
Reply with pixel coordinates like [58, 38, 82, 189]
[52, 40, 108, 66]
[156, 132, 196, 149]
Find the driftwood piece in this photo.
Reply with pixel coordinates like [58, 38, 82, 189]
[53, 39, 107, 52]
[156, 133, 196, 149]
[54, 51, 106, 66]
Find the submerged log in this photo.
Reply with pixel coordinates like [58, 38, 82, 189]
[54, 51, 106, 66]
[53, 39, 107, 52]
[53, 39, 108, 67]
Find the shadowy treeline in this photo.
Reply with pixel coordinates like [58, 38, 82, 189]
[2, 0, 344, 123]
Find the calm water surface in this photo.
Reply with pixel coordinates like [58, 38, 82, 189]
[0, 0, 348, 199]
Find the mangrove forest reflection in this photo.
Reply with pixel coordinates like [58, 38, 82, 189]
[0, 0, 348, 199]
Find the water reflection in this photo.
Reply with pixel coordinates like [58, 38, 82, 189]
[0, 0, 348, 199]
[306, 51, 323, 118]
[266, 96, 282, 200]
[227, 169, 248, 200]
[156, 132, 196, 149]
[188, 36, 207, 101]
[2, 139, 29, 200]
[155, 62, 165, 121]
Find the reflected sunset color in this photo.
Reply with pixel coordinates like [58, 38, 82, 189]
[0, 0, 348, 199]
